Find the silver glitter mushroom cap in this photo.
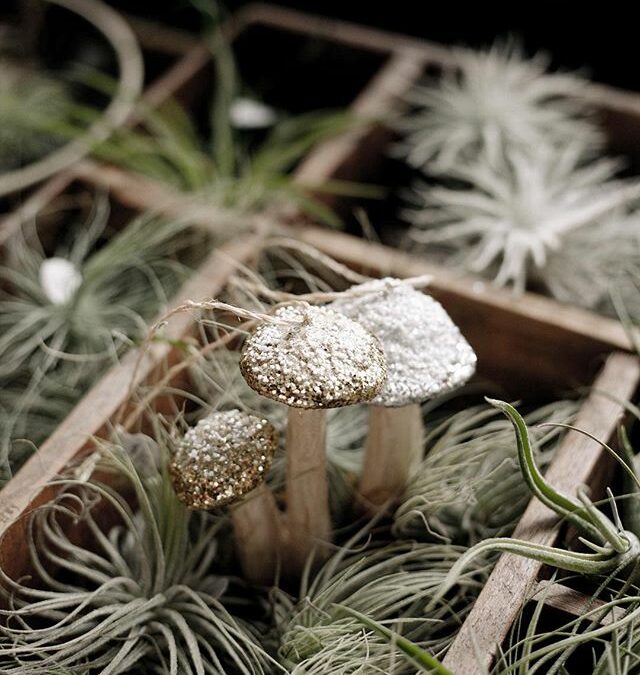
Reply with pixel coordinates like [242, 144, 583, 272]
[330, 278, 477, 407]
[169, 409, 277, 510]
[239, 303, 387, 408]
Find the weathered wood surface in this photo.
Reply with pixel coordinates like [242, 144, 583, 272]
[528, 581, 624, 626]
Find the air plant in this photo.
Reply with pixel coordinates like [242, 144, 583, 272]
[87, 100, 362, 227]
[395, 40, 603, 173]
[0, 197, 205, 481]
[497, 582, 640, 674]
[393, 400, 578, 544]
[0, 434, 277, 674]
[0, 62, 71, 169]
[0, 0, 143, 198]
[404, 143, 640, 297]
[431, 399, 640, 611]
[275, 533, 489, 674]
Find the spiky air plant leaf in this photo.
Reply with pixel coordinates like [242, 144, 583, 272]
[0, 195, 206, 481]
[395, 40, 603, 173]
[0, 434, 278, 674]
[429, 399, 640, 613]
[335, 605, 454, 674]
[0, 61, 71, 169]
[404, 143, 640, 297]
[393, 400, 578, 544]
[275, 534, 490, 674]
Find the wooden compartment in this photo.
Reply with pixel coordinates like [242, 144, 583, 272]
[2, 6, 640, 671]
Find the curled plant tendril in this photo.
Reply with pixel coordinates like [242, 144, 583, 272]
[429, 398, 640, 609]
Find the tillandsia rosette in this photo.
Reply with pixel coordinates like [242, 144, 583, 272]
[403, 143, 640, 298]
[498, 577, 640, 673]
[393, 399, 579, 544]
[395, 40, 604, 173]
[68, 67, 364, 228]
[0, 200, 206, 482]
[397, 39, 640, 316]
[275, 536, 488, 674]
[0, 433, 278, 674]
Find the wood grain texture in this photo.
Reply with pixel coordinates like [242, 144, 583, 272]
[442, 352, 640, 675]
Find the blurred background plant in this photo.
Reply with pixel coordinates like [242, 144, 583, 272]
[0, 195, 207, 483]
[397, 41, 640, 317]
[0, 61, 72, 170]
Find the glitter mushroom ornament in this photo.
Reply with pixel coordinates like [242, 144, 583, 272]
[239, 302, 387, 574]
[169, 409, 280, 584]
[331, 278, 477, 509]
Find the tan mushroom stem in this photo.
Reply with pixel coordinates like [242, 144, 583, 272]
[230, 483, 282, 585]
[284, 408, 331, 573]
[359, 404, 424, 507]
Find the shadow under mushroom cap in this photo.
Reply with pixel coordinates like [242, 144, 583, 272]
[331, 278, 477, 407]
[239, 303, 387, 409]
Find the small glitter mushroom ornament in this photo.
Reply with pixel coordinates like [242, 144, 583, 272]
[331, 278, 477, 508]
[239, 302, 387, 573]
[169, 409, 281, 584]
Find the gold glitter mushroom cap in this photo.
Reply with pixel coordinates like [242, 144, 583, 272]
[330, 278, 477, 407]
[239, 303, 387, 408]
[169, 409, 277, 510]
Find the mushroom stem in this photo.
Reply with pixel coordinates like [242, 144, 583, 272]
[359, 403, 423, 509]
[285, 408, 332, 573]
[231, 482, 282, 585]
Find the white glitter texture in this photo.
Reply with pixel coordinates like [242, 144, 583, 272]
[331, 278, 477, 407]
[169, 409, 277, 510]
[240, 303, 387, 408]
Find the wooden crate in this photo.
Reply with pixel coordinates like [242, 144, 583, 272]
[0, 199, 637, 671]
[1, 7, 640, 672]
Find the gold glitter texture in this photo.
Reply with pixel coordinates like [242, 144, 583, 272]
[240, 303, 387, 408]
[169, 409, 277, 510]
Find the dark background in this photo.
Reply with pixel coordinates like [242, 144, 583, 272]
[109, 1, 640, 92]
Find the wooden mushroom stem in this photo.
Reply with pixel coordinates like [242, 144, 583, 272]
[285, 408, 332, 574]
[359, 403, 423, 509]
[230, 482, 281, 585]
